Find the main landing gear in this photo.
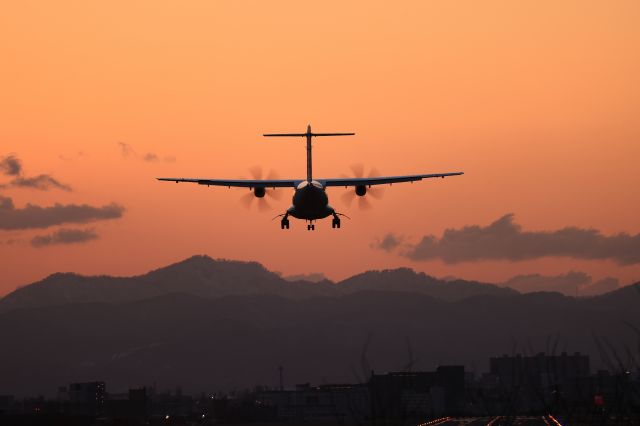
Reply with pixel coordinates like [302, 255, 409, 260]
[331, 213, 341, 229]
[278, 214, 342, 230]
[280, 214, 290, 229]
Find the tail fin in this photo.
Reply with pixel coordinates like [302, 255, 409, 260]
[263, 125, 354, 181]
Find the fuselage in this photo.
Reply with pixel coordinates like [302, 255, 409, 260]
[287, 180, 334, 220]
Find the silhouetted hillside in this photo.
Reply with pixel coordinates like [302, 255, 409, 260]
[1, 289, 638, 397]
[0, 256, 323, 313]
[338, 268, 517, 301]
[581, 282, 640, 313]
[0, 255, 515, 313]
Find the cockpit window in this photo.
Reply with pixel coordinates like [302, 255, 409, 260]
[296, 180, 323, 189]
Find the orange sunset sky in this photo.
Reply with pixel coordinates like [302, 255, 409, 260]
[1, 1, 639, 296]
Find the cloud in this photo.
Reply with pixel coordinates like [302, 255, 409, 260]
[143, 152, 158, 162]
[118, 142, 135, 157]
[503, 271, 590, 295]
[388, 214, 640, 265]
[581, 277, 620, 296]
[0, 154, 71, 191]
[0, 155, 22, 176]
[31, 228, 98, 247]
[118, 142, 175, 163]
[8, 175, 72, 191]
[502, 271, 620, 296]
[58, 151, 86, 161]
[0, 237, 23, 245]
[371, 233, 403, 252]
[0, 196, 124, 230]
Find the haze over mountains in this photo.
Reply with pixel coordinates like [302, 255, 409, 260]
[1, 255, 638, 397]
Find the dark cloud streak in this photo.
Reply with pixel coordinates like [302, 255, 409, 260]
[0, 154, 71, 191]
[371, 234, 403, 252]
[117, 142, 175, 163]
[389, 214, 640, 265]
[143, 153, 158, 162]
[0, 155, 22, 176]
[31, 228, 98, 247]
[0, 196, 124, 230]
[9, 175, 72, 191]
[118, 142, 135, 157]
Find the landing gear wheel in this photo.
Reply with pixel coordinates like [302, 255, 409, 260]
[281, 219, 289, 230]
[332, 218, 341, 229]
[312, 224, 315, 230]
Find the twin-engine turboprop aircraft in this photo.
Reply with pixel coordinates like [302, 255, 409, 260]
[157, 125, 463, 230]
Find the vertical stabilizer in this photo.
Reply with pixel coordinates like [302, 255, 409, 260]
[306, 124, 313, 181]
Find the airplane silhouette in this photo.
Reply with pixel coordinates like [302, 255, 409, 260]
[158, 125, 463, 230]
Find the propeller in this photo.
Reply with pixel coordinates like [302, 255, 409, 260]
[240, 166, 282, 212]
[340, 164, 384, 210]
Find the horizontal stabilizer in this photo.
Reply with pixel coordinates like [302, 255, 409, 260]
[263, 132, 354, 137]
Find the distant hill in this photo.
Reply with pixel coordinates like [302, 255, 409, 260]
[338, 268, 517, 301]
[0, 255, 516, 313]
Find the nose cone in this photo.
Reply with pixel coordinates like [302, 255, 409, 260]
[307, 124, 311, 134]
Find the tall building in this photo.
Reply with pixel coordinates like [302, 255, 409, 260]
[486, 352, 590, 412]
[370, 366, 466, 419]
[490, 352, 589, 389]
[67, 381, 106, 416]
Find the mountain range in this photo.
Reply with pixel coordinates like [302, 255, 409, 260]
[0, 255, 518, 313]
[0, 255, 638, 397]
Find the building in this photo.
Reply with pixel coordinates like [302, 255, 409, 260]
[484, 352, 590, 413]
[259, 383, 369, 424]
[370, 366, 466, 420]
[67, 381, 106, 416]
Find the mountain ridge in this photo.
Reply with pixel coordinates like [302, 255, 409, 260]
[0, 255, 519, 313]
[1, 255, 637, 315]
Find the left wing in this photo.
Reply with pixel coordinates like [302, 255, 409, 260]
[320, 172, 464, 187]
[156, 178, 299, 188]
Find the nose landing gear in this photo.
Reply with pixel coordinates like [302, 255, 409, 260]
[307, 222, 315, 231]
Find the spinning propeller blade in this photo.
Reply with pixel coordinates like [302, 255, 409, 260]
[239, 166, 283, 211]
[340, 163, 385, 210]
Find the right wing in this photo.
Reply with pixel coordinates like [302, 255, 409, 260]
[321, 172, 464, 187]
[156, 177, 299, 188]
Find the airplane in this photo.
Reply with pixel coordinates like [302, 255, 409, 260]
[157, 125, 463, 230]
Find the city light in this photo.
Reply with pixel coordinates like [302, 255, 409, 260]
[417, 416, 452, 426]
[548, 414, 562, 426]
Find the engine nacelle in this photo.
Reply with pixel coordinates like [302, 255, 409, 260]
[254, 187, 266, 198]
[355, 185, 367, 196]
